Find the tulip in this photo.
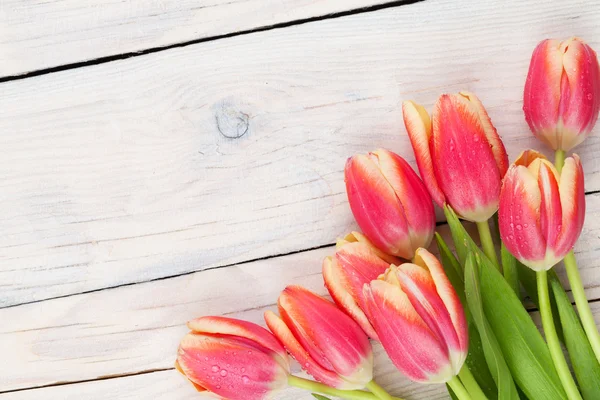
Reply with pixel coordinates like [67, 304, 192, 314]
[402, 92, 509, 223]
[264, 285, 374, 390]
[175, 316, 291, 400]
[523, 38, 600, 152]
[322, 232, 400, 339]
[362, 248, 468, 384]
[498, 150, 585, 271]
[344, 149, 436, 259]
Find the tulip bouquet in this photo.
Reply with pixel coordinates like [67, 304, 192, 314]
[175, 37, 600, 400]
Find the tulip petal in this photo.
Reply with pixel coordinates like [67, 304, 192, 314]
[362, 280, 454, 383]
[177, 332, 288, 400]
[277, 286, 373, 386]
[513, 149, 548, 167]
[175, 360, 208, 392]
[264, 311, 346, 389]
[372, 149, 436, 253]
[559, 38, 600, 150]
[395, 262, 465, 373]
[402, 100, 446, 207]
[338, 231, 401, 265]
[523, 39, 564, 148]
[537, 161, 562, 252]
[499, 166, 547, 270]
[345, 155, 411, 257]
[322, 256, 379, 340]
[432, 95, 502, 222]
[187, 316, 288, 369]
[459, 92, 509, 177]
[414, 249, 468, 356]
[555, 155, 586, 256]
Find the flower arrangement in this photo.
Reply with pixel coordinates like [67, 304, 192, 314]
[175, 37, 600, 400]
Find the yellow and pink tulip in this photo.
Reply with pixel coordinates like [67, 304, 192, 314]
[265, 285, 374, 390]
[322, 232, 400, 339]
[524, 38, 600, 152]
[344, 149, 436, 259]
[499, 150, 586, 271]
[403, 92, 509, 222]
[362, 249, 468, 383]
[176, 316, 291, 400]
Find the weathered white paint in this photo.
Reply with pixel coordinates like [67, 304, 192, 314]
[0, 0, 397, 77]
[1, 0, 600, 308]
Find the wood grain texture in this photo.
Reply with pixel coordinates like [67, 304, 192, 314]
[0, 0, 398, 77]
[2, 0, 600, 308]
[1, 204, 599, 393]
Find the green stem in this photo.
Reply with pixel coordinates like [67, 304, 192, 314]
[458, 366, 488, 400]
[555, 149, 566, 173]
[287, 376, 403, 400]
[476, 220, 499, 269]
[447, 375, 473, 400]
[564, 251, 600, 364]
[365, 380, 394, 400]
[537, 270, 583, 400]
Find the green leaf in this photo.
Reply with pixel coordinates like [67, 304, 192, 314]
[465, 254, 520, 400]
[549, 273, 600, 400]
[501, 244, 520, 297]
[435, 232, 466, 304]
[444, 205, 478, 265]
[311, 394, 331, 400]
[477, 253, 566, 400]
[447, 384, 459, 400]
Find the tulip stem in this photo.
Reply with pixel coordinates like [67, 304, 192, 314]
[564, 251, 600, 363]
[447, 375, 473, 400]
[365, 380, 394, 400]
[555, 149, 566, 173]
[458, 366, 488, 400]
[287, 376, 403, 400]
[475, 220, 499, 269]
[537, 269, 583, 400]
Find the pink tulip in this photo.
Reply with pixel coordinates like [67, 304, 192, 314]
[265, 285, 373, 390]
[344, 149, 436, 258]
[499, 150, 585, 271]
[524, 38, 600, 151]
[176, 316, 290, 400]
[323, 232, 399, 340]
[403, 92, 509, 222]
[362, 249, 468, 383]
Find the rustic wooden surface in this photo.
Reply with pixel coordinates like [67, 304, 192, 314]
[1, 0, 599, 399]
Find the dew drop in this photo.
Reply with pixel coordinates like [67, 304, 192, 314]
[204, 357, 209, 361]
[304, 362, 310, 368]
[216, 385, 221, 389]
[247, 351, 253, 355]
[588, 93, 593, 101]
[516, 224, 522, 230]
[211, 365, 220, 373]
[220, 369, 228, 377]
[241, 368, 246, 373]
[242, 375, 250, 384]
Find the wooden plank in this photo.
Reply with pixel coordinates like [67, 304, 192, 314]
[1, 203, 599, 392]
[2, 0, 600, 307]
[0, 0, 399, 77]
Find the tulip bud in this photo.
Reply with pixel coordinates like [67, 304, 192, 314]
[176, 316, 290, 400]
[499, 150, 585, 271]
[523, 38, 600, 151]
[265, 285, 373, 390]
[362, 249, 468, 383]
[344, 149, 436, 258]
[322, 232, 400, 339]
[403, 92, 509, 222]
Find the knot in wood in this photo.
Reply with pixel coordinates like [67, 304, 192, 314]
[214, 101, 250, 139]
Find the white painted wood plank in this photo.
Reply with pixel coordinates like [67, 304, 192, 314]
[0, 0, 397, 77]
[0, 205, 599, 392]
[2, 0, 600, 307]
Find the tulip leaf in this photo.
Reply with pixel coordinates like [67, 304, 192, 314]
[465, 253, 520, 400]
[311, 394, 331, 400]
[477, 253, 566, 400]
[447, 385, 459, 400]
[435, 232, 465, 304]
[549, 273, 600, 400]
[501, 244, 520, 297]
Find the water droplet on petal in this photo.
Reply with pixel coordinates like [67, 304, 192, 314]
[516, 224, 522, 230]
[216, 385, 221, 389]
[220, 369, 228, 377]
[242, 375, 250, 384]
[241, 368, 246, 373]
[211, 365, 220, 372]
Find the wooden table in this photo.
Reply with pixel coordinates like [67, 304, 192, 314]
[1, 0, 599, 399]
